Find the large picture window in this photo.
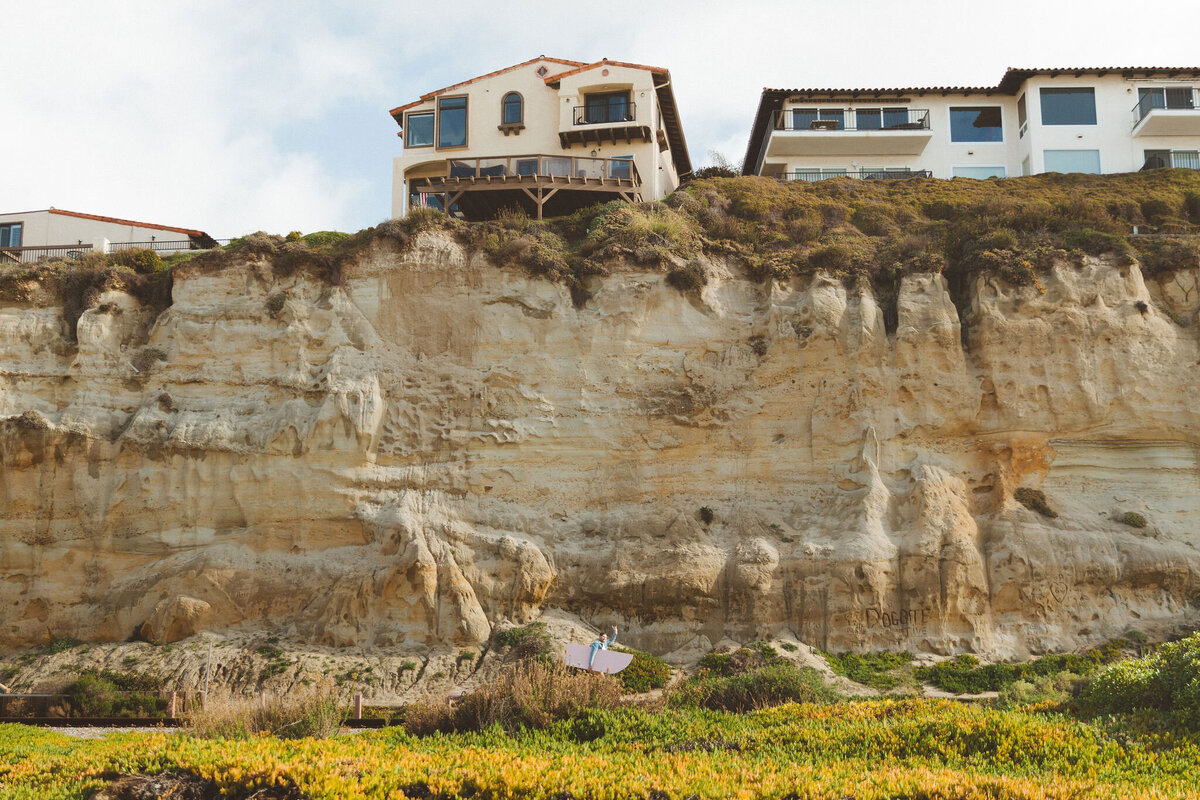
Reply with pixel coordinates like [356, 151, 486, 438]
[1044, 149, 1101, 174]
[438, 97, 468, 148]
[0, 223, 21, 248]
[952, 166, 1006, 179]
[405, 112, 434, 147]
[1039, 88, 1097, 125]
[950, 107, 1003, 142]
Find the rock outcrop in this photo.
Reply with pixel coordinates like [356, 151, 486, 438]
[2, 234, 1198, 660]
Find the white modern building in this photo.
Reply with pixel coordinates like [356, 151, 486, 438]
[0, 208, 216, 264]
[742, 67, 1200, 181]
[389, 56, 692, 220]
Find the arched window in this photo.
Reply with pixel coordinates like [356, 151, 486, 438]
[502, 92, 523, 125]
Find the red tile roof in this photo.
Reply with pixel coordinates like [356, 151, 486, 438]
[388, 56, 586, 120]
[541, 59, 669, 85]
[48, 208, 208, 238]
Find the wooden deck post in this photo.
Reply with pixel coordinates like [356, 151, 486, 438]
[354, 693, 363, 720]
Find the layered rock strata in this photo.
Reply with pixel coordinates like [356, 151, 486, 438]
[2, 235, 1199, 660]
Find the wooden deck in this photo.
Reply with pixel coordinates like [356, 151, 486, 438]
[408, 154, 643, 220]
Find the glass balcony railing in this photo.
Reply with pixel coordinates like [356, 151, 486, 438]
[437, 154, 639, 183]
[1133, 89, 1199, 126]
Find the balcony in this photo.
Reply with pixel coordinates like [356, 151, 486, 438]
[767, 108, 933, 157]
[409, 154, 642, 220]
[574, 102, 637, 125]
[784, 168, 933, 182]
[1132, 89, 1200, 136]
[561, 101, 653, 148]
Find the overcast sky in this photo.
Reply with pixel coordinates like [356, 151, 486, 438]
[3, 0, 1198, 238]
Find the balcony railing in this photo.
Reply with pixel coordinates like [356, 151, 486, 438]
[784, 169, 933, 182]
[439, 154, 640, 184]
[1141, 151, 1200, 171]
[0, 243, 94, 265]
[1133, 89, 1199, 126]
[573, 102, 637, 126]
[107, 240, 202, 254]
[776, 108, 930, 132]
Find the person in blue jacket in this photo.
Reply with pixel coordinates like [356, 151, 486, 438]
[588, 625, 619, 670]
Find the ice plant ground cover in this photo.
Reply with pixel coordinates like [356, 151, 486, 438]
[3, 699, 1200, 800]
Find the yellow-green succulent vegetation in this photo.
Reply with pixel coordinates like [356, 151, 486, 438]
[6, 634, 1200, 798]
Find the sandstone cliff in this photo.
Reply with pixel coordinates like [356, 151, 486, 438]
[2, 227, 1199, 666]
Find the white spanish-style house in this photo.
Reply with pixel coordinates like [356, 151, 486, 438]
[743, 67, 1200, 181]
[0, 208, 217, 265]
[389, 56, 692, 219]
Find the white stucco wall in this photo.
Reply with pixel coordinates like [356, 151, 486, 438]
[390, 60, 680, 217]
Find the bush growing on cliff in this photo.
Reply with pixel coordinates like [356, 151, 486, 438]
[1015, 487, 1058, 518]
[665, 262, 706, 293]
[111, 247, 165, 274]
[492, 621, 553, 662]
[1119, 511, 1148, 528]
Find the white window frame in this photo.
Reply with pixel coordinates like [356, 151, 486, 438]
[1043, 149, 1102, 174]
[951, 166, 1007, 179]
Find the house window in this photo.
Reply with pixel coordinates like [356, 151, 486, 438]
[1044, 149, 1101, 174]
[437, 96, 468, 148]
[502, 92, 523, 125]
[406, 112, 434, 147]
[0, 222, 22, 248]
[1017, 93, 1027, 137]
[950, 107, 1003, 142]
[584, 91, 632, 124]
[952, 166, 1006, 179]
[1039, 87, 1096, 125]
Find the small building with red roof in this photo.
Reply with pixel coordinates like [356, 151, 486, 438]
[0, 207, 216, 265]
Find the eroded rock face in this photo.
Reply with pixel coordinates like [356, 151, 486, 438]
[1, 236, 1198, 659]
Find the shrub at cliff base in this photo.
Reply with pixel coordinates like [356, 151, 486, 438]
[65, 669, 166, 718]
[823, 650, 914, 691]
[610, 646, 672, 692]
[1078, 632, 1200, 728]
[669, 661, 838, 712]
[918, 640, 1126, 694]
[186, 691, 343, 740]
[403, 659, 621, 736]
